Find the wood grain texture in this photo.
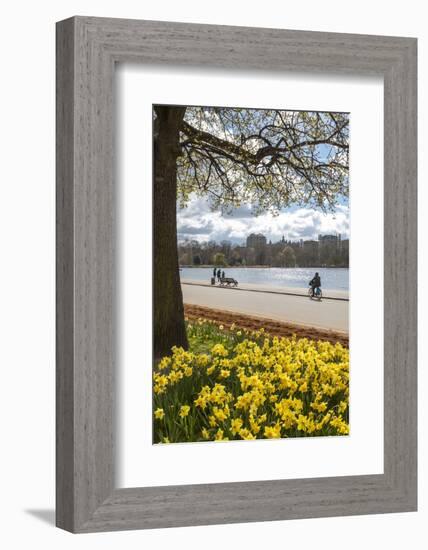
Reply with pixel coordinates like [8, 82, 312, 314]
[56, 17, 75, 532]
[56, 16, 417, 533]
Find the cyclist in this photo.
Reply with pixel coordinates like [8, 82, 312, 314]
[309, 272, 321, 297]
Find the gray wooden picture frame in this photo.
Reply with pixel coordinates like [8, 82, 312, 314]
[56, 16, 417, 533]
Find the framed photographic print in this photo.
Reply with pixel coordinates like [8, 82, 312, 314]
[56, 16, 417, 532]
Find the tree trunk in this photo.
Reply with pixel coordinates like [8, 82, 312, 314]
[153, 106, 188, 358]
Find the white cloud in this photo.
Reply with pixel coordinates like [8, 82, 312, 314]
[177, 196, 349, 244]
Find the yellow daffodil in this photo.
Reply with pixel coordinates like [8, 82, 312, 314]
[239, 428, 256, 440]
[215, 429, 228, 441]
[179, 405, 190, 418]
[264, 424, 282, 439]
[154, 408, 165, 420]
[211, 343, 228, 357]
[231, 418, 244, 435]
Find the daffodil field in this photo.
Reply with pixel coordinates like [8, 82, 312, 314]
[153, 319, 349, 443]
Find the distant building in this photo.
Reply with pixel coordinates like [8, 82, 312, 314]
[318, 233, 342, 249]
[303, 240, 319, 254]
[246, 233, 267, 248]
[340, 239, 349, 255]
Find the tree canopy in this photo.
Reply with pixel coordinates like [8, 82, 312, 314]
[165, 106, 349, 214]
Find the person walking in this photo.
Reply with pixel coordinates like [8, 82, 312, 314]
[213, 267, 217, 278]
[217, 269, 222, 282]
[222, 270, 225, 279]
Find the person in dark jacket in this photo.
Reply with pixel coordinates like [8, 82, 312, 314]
[213, 267, 217, 278]
[217, 269, 222, 282]
[309, 272, 321, 297]
[222, 270, 225, 279]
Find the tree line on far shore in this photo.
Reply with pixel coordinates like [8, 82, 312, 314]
[178, 237, 349, 268]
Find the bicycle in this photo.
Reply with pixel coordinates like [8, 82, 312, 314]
[308, 286, 322, 300]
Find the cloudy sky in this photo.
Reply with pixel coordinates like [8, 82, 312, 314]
[177, 195, 349, 245]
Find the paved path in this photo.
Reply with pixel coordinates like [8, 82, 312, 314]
[181, 281, 348, 332]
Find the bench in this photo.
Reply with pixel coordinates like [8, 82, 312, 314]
[219, 277, 238, 287]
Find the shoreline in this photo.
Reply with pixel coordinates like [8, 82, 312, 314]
[181, 278, 349, 301]
[180, 265, 349, 270]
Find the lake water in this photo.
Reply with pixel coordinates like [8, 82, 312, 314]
[180, 267, 349, 291]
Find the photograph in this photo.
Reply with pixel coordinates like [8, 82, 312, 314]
[152, 104, 350, 444]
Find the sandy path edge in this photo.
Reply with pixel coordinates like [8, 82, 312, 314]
[184, 304, 349, 348]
